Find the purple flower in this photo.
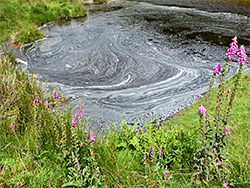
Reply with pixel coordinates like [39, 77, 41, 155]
[198, 105, 206, 115]
[16, 182, 19, 186]
[9, 123, 16, 128]
[33, 97, 42, 104]
[150, 153, 153, 156]
[75, 110, 79, 118]
[53, 91, 60, 99]
[213, 63, 221, 74]
[80, 142, 83, 147]
[213, 149, 216, 154]
[226, 36, 238, 59]
[142, 158, 145, 162]
[84, 174, 86, 177]
[225, 127, 230, 135]
[160, 152, 163, 156]
[225, 88, 231, 93]
[164, 171, 168, 181]
[204, 116, 209, 121]
[237, 45, 247, 65]
[80, 105, 84, 118]
[222, 182, 229, 188]
[72, 118, 77, 126]
[44, 101, 49, 107]
[77, 168, 80, 172]
[90, 132, 96, 142]
[74, 164, 77, 168]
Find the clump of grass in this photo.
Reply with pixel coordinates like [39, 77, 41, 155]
[0, 0, 87, 44]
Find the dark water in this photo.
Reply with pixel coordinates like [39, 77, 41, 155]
[16, 0, 250, 130]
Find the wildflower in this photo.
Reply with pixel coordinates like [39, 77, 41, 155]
[80, 142, 83, 147]
[204, 116, 209, 121]
[84, 174, 86, 177]
[225, 127, 230, 135]
[90, 132, 96, 142]
[160, 151, 163, 156]
[222, 182, 229, 188]
[75, 110, 79, 118]
[44, 101, 49, 107]
[198, 105, 206, 115]
[10, 123, 16, 128]
[77, 168, 80, 172]
[72, 118, 77, 126]
[226, 36, 238, 59]
[16, 182, 19, 186]
[161, 163, 163, 165]
[74, 164, 77, 168]
[237, 45, 247, 65]
[33, 97, 42, 104]
[150, 153, 153, 156]
[225, 88, 231, 93]
[53, 91, 60, 99]
[142, 158, 145, 162]
[213, 149, 216, 154]
[213, 63, 221, 74]
[164, 171, 168, 181]
[11, 178, 13, 180]
[80, 105, 84, 118]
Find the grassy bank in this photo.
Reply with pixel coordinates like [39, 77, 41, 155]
[0, 0, 87, 44]
[0, 48, 249, 187]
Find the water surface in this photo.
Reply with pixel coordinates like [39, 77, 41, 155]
[16, 0, 250, 129]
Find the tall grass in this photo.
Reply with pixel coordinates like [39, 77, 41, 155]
[1, 48, 250, 187]
[0, 0, 87, 44]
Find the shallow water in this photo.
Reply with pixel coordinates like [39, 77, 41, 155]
[16, 0, 250, 130]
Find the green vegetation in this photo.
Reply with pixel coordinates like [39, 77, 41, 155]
[0, 45, 249, 187]
[0, 1, 249, 186]
[93, 0, 108, 4]
[0, 0, 87, 44]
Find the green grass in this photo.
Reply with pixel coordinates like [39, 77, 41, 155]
[1, 49, 250, 187]
[0, 0, 87, 44]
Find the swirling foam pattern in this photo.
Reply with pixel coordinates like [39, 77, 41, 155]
[17, 0, 250, 128]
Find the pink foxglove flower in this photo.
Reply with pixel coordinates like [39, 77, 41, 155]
[90, 132, 96, 142]
[80, 105, 84, 118]
[213, 63, 221, 74]
[72, 118, 77, 126]
[164, 171, 168, 181]
[44, 101, 49, 107]
[222, 182, 229, 188]
[75, 110, 79, 118]
[225, 127, 230, 135]
[53, 91, 60, 99]
[225, 88, 231, 93]
[10, 123, 16, 128]
[226, 36, 238, 59]
[237, 45, 247, 65]
[198, 105, 206, 115]
[33, 97, 42, 104]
